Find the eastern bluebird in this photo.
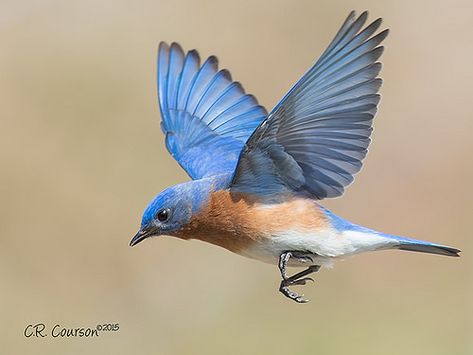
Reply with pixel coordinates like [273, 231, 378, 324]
[130, 11, 460, 303]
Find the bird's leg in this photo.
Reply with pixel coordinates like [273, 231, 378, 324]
[278, 251, 321, 303]
[278, 251, 314, 280]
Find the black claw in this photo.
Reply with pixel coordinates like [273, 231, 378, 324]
[290, 277, 314, 286]
[297, 297, 309, 304]
[300, 256, 314, 264]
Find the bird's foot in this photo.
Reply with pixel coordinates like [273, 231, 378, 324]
[278, 251, 314, 280]
[278, 251, 320, 304]
[279, 280, 310, 303]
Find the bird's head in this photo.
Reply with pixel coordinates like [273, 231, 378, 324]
[129, 180, 213, 247]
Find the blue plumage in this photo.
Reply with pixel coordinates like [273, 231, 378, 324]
[132, 11, 460, 303]
[320, 205, 459, 256]
[157, 42, 267, 180]
[231, 12, 388, 199]
[141, 173, 231, 229]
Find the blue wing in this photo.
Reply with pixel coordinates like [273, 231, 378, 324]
[157, 42, 267, 179]
[231, 11, 388, 199]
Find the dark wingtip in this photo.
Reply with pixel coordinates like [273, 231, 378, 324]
[358, 10, 369, 22]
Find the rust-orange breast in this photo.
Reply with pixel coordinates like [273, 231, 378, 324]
[172, 190, 328, 254]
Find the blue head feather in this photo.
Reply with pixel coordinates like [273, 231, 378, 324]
[140, 174, 231, 234]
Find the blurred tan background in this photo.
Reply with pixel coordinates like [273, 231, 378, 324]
[1, 0, 472, 354]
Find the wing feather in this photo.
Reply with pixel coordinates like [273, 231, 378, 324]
[231, 11, 388, 199]
[157, 42, 267, 179]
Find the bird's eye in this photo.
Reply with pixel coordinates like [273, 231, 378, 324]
[156, 208, 170, 222]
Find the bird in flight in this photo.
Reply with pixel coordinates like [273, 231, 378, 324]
[130, 11, 460, 303]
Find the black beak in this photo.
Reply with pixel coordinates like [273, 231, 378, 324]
[129, 227, 157, 247]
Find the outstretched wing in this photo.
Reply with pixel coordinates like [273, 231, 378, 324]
[231, 11, 388, 199]
[157, 42, 267, 180]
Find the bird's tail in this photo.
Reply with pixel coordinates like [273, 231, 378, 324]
[383, 235, 460, 257]
[320, 206, 461, 257]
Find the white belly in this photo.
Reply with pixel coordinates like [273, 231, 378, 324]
[240, 228, 396, 267]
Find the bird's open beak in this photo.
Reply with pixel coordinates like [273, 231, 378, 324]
[129, 227, 157, 247]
